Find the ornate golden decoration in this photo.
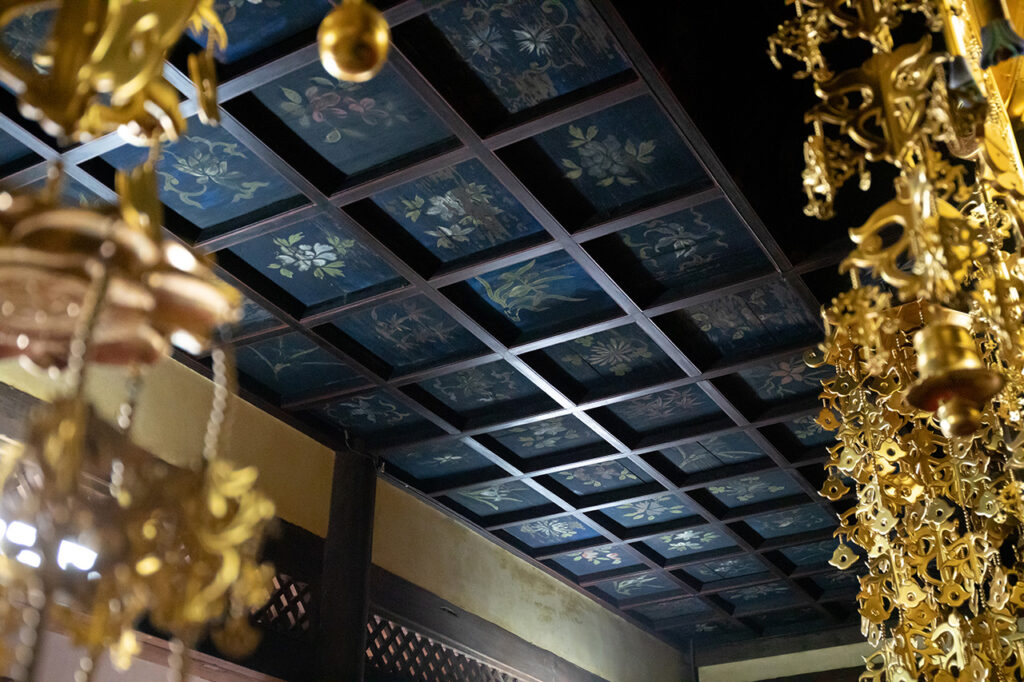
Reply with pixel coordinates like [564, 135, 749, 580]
[0, 1, 392, 680]
[771, 0, 1024, 676]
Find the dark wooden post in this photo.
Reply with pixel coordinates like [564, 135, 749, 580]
[317, 451, 377, 681]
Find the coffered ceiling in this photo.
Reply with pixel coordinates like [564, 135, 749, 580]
[0, 0, 862, 653]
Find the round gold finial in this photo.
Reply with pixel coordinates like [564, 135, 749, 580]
[318, 0, 390, 83]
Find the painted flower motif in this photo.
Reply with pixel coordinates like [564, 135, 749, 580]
[571, 548, 622, 567]
[615, 496, 687, 522]
[668, 437, 763, 472]
[513, 24, 553, 55]
[429, 366, 521, 405]
[790, 415, 827, 443]
[220, 0, 279, 23]
[727, 584, 790, 602]
[556, 463, 638, 489]
[243, 337, 342, 381]
[475, 259, 585, 322]
[399, 181, 512, 251]
[466, 24, 507, 60]
[662, 529, 720, 554]
[622, 209, 729, 281]
[508, 418, 583, 451]
[268, 231, 355, 280]
[562, 124, 655, 188]
[425, 224, 475, 249]
[159, 136, 270, 208]
[369, 299, 461, 353]
[517, 518, 584, 540]
[331, 396, 410, 426]
[708, 476, 788, 503]
[613, 575, 664, 596]
[457, 482, 529, 512]
[571, 333, 654, 378]
[616, 388, 704, 423]
[277, 77, 406, 144]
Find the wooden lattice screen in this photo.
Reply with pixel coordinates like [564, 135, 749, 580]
[365, 613, 525, 682]
[253, 573, 312, 635]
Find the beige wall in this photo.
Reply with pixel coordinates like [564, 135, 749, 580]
[0, 357, 687, 682]
[372, 480, 687, 682]
[0, 357, 335, 536]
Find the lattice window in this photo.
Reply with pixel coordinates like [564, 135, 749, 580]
[253, 573, 312, 636]
[365, 614, 523, 682]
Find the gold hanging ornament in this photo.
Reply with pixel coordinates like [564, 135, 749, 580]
[0, 0, 391, 680]
[770, 0, 1024, 677]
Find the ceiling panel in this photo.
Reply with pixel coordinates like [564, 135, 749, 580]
[0, 0, 859, 652]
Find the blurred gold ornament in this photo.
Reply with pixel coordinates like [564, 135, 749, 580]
[318, 0, 390, 83]
[907, 321, 1004, 437]
[0, 1, 226, 144]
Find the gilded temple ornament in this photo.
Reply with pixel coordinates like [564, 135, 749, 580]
[0, 1, 392, 680]
[771, 0, 1024, 677]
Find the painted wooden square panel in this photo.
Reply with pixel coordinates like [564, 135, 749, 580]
[235, 331, 361, 397]
[504, 515, 600, 548]
[538, 324, 681, 395]
[311, 390, 426, 437]
[747, 606, 828, 631]
[1, 8, 52, 68]
[551, 545, 643, 578]
[785, 414, 835, 447]
[451, 481, 550, 516]
[206, 0, 333, 63]
[550, 459, 651, 496]
[631, 597, 711, 622]
[601, 493, 692, 528]
[104, 118, 299, 229]
[705, 470, 803, 508]
[746, 504, 836, 539]
[467, 251, 619, 337]
[736, 353, 833, 402]
[593, 572, 678, 601]
[426, 0, 629, 114]
[673, 280, 820, 360]
[417, 361, 544, 414]
[384, 440, 495, 480]
[779, 540, 838, 567]
[682, 556, 765, 584]
[672, 620, 748, 638]
[719, 582, 800, 612]
[229, 212, 402, 307]
[233, 297, 281, 338]
[373, 159, 545, 263]
[488, 415, 603, 458]
[813, 571, 861, 594]
[531, 97, 706, 213]
[615, 198, 769, 293]
[604, 386, 722, 434]
[643, 526, 734, 559]
[662, 432, 765, 474]
[22, 175, 102, 207]
[333, 294, 487, 373]
[253, 62, 452, 176]
[0, 128, 33, 168]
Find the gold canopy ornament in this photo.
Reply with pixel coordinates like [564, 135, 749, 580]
[771, 0, 1024, 677]
[0, 1, 391, 680]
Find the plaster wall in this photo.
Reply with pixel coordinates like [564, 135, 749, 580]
[372, 480, 688, 682]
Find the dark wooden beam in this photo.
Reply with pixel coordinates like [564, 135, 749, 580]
[317, 451, 378, 681]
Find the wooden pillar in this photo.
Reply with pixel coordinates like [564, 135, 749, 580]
[317, 451, 376, 681]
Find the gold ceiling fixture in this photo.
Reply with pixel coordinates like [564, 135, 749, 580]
[772, 0, 1024, 677]
[0, 2, 390, 680]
